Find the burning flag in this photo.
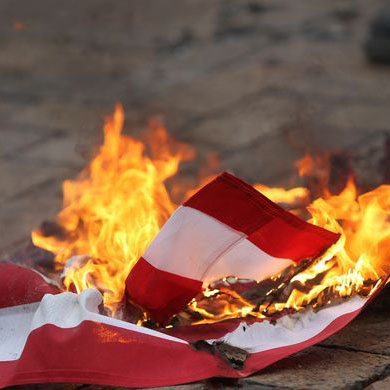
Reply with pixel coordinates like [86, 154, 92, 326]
[126, 171, 339, 323]
[0, 260, 387, 388]
[2, 105, 390, 388]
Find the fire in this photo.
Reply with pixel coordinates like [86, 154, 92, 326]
[32, 104, 390, 324]
[297, 154, 316, 177]
[186, 176, 390, 324]
[32, 104, 193, 314]
[275, 178, 389, 310]
[254, 185, 309, 207]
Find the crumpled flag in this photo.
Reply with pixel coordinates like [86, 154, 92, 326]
[126, 172, 339, 322]
[0, 172, 383, 388]
[0, 263, 385, 389]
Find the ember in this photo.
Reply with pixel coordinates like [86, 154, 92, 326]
[31, 105, 390, 326]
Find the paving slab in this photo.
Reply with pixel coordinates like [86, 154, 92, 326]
[21, 131, 98, 169]
[0, 37, 153, 103]
[366, 376, 390, 390]
[0, 157, 74, 202]
[245, 346, 390, 390]
[0, 98, 192, 145]
[0, 127, 51, 158]
[322, 313, 390, 356]
[281, 65, 390, 103]
[326, 103, 390, 132]
[182, 94, 301, 150]
[0, 0, 220, 50]
[0, 175, 64, 254]
[220, 132, 301, 185]
[148, 64, 296, 116]
[0, 100, 106, 133]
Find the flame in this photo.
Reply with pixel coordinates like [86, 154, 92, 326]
[32, 104, 390, 324]
[189, 288, 255, 324]
[254, 185, 309, 206]
[277, 178, 390, 310]
[32, 104, 193, 314]
[187, 176, 390, 324]
[297, 154, 316, 177]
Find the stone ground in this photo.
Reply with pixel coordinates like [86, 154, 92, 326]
[1, 0, 390, 389]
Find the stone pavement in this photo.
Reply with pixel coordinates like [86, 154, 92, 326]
[1, 0, 390, 389]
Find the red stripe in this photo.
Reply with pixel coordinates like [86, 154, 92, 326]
[1, 269, 388, 388]
[125, 257, 202, 324]
[184, 172, 339, 262]
[248, 218, 337, 262]
[0, 264, 59, 309]
[0, 301, 369, 388]
[0, 321, 225, 389]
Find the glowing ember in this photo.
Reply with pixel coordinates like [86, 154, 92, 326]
[13, 21, 28, 31]
[32, 104, 390, 323]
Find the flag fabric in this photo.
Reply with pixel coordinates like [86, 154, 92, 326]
[0, 172, 381, 389]
[126, 172, 340, 322]
[0, 262, 382, 389]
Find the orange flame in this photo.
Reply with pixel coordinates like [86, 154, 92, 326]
[278, 177, 390, 310]
[188, 176, 390, 324]
[297, 154, 315, 177]
[13, 21, 28, 31]
[254, 184, 310, 206]
[32, 104, 193, 314]
[32, 105, 390, 323]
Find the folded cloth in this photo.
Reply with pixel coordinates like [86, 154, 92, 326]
[126, 172, 340, 323]
[1, 262, 382, 389]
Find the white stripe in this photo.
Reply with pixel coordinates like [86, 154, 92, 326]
[144, 205, 293, 284]
[143, 205, 245, 280]
[203, 238, 293, 285]
[210, 295, 367, 353]
[0, 289, 187, 362]
[0, 301, 40, 361]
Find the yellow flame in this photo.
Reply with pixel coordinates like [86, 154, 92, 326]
[32, 104, 193, 314]
[189, 288, 257, 324]
[189, 177, 390, 323]
[254, 184, 310, 206]
[32, 104, 390, 323]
